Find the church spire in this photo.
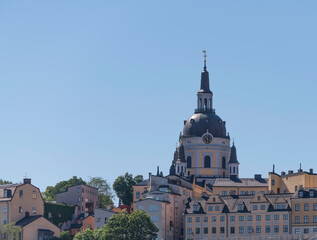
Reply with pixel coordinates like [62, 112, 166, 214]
[199, 50, 211, 93]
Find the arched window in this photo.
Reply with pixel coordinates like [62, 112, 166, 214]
[187, 156, 192, 168]
[19, 190, 23, 197]
[199, 99, 202, 109]
[233, 167, 235, 174]
[230, 167, 232, 174]
[209, 99, 212, 109]
[204, 99, 207, 110]
[181, 166, 183, 173]
[204, 156, 211, 168]
[177, 166, 180, 173]
[222, 157, 226, 169]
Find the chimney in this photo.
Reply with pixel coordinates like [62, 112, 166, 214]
[281, 171, 286, 176]
[254, 174, 262, 180]
[288, 170, 293, 174]
[310, 169, 314, 174]
[23, 178, 31, 184]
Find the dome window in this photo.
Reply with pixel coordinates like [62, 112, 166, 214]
[187, 156, 192, 168]
[204, 156, 211, 168]
[222, 157, 226, 169]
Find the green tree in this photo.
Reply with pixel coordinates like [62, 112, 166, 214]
[94, 210, 158, 240]
[1, 223, 21, 240]
[59, 231, 73, 240]
[73, 228, 94, 240]
[88, 177, 114, 207]
[0, 179, 12, 185]
[113, 173, 143, 206]
[42, 176, 86, 201]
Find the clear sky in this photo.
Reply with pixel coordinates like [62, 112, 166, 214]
[0, 1, 316, 196]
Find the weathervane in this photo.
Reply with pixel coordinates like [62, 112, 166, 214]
[203, 50, 207, 63]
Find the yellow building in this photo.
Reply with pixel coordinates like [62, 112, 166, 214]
[0, 178, 60, 239]
[184, 193, 293, 240]
[269, 168, 317, 194]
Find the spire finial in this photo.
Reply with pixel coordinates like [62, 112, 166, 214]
[233, 138, 235, 145]
[203, 50, 207, 70]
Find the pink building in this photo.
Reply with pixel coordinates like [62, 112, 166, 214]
[56, 184, 98, 216]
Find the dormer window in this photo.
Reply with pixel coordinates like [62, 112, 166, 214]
[193, 204, 199, 212]
[310, 190, 314, 198]
[238, 204, 244, 211]
[159, 187, 168, 192]
[19, 190, 23, 198]
[299, 191, 304, 198]
[4, 190, 8, 198]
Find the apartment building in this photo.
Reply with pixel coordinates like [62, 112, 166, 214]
[0, 178, 60, 239]
[133, 174, 193, 240]
[184, 192, 293, 240]
[56, 184, 98, 215]
[291, 188, 317, 237]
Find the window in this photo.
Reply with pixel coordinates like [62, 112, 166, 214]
[314, 204, 317, 210]
[78, 197, 81, 202]
[250, 191, 255, 195]
[260, 205, 265, 210]
[203, 217, 208, 222]
[238, 204, 243, 211]
[283, 214, 288, 220]
[230, 216, 235, 221]
[195, 228, 200, 234]
[256, 226, 261, 233]
[257, 196, 261, 200]
[265, 215, 271, 221]
[97, 218, 101, 223]
[274, 215, 279, 220]
[32, 191, 37, 199]
[274, 225, 279, 233]
[304, 203, 309, 211]
[295, 204, 300, 211]
[299, 191, 304, 198]
[272, 179, 275, 186]
[295, 229, 300, 234]
[187, 156, 192, 168]
[204, 156, 211, 168]
[203, 227, 208, 234]
[187, 217, 192, 223]
[222, 157, 226, 169]
[187, 228, 192, 234]
[310, 191, 314, 197]
[212, 216, 216, 222]
[239, 226, 244, 234]
[241, 191, 246, 195]
[304, 228, 309, 234]
[19, 190, 23, 197]
[295, 216, 300, 223]
[265, 226, 270, 233]
[77, 187, 81, 193]
[314, 216, 317, 223]
[256, 215, 261, 221]
[239, 216, 244, 221]
[283, 225, 288, 233]
[220, 227, 225, 234]
[32, 207, 36, 214]
[253, 205, 258, 210]
[4, 206, 7, 213]
[19, 206, 22, 213]
[230, 227, 235, 234]
[248, 215, 253, 221]
[136, 192, 140, 199]
[4, 190, 8, 198]
[208, 206, 213, 211]
[212, 227, 216, 234]
[195, 217, 200, 222]
[248, 226, 253, 233]
[150, 215, 158, 222]
[304, 216, 309, 223]
[149, 205, 159, 212]
[138, 205, 144, 210]
[215, 206, 220, 211]
[222, 191, 227, 196]
[220, 216, 225, 222]
[3, 218, 7, 225]
[314, 228, 317, 233]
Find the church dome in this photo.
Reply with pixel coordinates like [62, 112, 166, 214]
[183, 112, 227, 138]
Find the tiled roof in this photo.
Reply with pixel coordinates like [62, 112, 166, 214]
[15, 215, 42, 227]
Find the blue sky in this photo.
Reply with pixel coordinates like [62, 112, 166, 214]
[0, 1, 316, 196]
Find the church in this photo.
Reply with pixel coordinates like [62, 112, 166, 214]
[170, 52, 240, 184]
